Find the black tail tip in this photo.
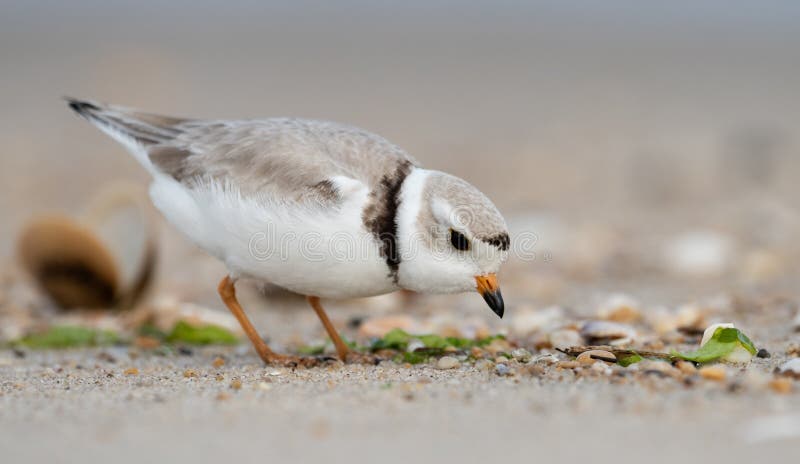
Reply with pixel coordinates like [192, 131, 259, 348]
[65, 97, 101, 116]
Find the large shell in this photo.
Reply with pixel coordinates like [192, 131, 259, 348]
[18, 216, 120, 308]
[17, 183, 156, 310]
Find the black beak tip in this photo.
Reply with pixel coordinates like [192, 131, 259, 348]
[482, 290, 504, 319]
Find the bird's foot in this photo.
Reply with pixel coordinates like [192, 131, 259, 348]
[342, 351, 384, 365]
[264, 354, 337, 368]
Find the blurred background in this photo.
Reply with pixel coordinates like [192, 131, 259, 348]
[1, 0, 799, 327]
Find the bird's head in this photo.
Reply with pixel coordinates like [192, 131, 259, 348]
[396, 170, 509, 317]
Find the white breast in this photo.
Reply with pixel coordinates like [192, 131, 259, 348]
[148, 175, 398, 299]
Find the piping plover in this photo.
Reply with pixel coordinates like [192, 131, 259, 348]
[67, 99, 509, 365]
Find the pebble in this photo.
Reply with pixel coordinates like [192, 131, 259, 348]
[229, 379, 243, 390]
[257, 382, 272, 391]
[675, 360, 697, 376]
[768, 378, 793, 394]
[699, 365, 727, 381]
[510, 348, 532, 363]
[123, 367, 139, 376]
[576, 350, 616, 365]
[756, 348, 771, 359]
[494, 356, 510, 364]
[183, 369, 198, 378]
[776, 358, 800, 379]
[495, 364, 511, 376]
[436, 356, 460, 370]
[212, 357, 226, 368]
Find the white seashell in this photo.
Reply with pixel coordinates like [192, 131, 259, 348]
[700, 323, 736, 347]
[700, 322, 754, 363]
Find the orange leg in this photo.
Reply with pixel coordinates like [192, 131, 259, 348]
[307, 296, 382, 365]
[307, 296, 351, 361]
[218, 276, 315, 366]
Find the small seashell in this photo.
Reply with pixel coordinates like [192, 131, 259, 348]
[776, 358, 800, 379]
[580, 320, 636, 345]
[576, 350, 616, 365]
[597, 294, 641, 323]
[700, 323, 736, 346]
[700, 322, 754, 363]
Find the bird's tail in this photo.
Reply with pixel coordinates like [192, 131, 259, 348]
[66, 98, 191, 172]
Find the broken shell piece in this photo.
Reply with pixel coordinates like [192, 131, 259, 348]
[776, 358, 800, 379]
[580, 320, 636, 346]
[597, 294, 641, 323]
[17, 184, 156, 310]
[576, 350, 616, 365]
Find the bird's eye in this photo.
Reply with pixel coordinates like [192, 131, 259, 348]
[449, 229, 470, 251]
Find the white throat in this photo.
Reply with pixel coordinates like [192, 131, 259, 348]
[394, 167, 431, 290]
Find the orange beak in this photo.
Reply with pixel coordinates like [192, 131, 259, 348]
[475, 273, 504, 318]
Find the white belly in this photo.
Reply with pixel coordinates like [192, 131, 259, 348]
[148, 176, 398, 298]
